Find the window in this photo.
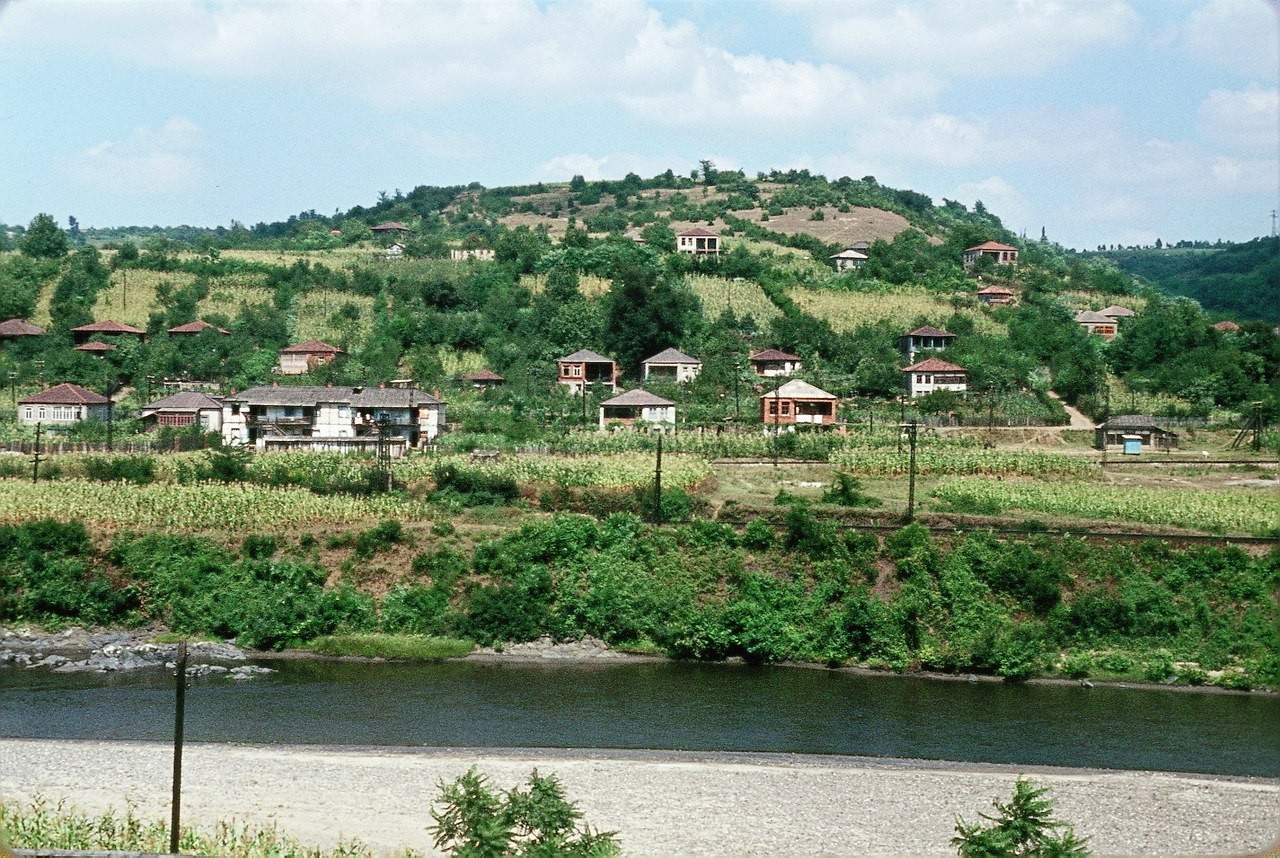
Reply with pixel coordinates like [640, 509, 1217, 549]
[767, 400, 779, 415]
[780, 402, 791, 415]
[23, 407, 32, 420]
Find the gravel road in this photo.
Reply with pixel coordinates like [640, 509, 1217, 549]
[1, 740, 1277, 855]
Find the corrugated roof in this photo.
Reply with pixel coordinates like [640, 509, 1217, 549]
[141, 392, 223, 413]
[760, 379, 836, 400]
[20, 382, 111, 406]
[370, 221, 412, 231]
[1075, 311, 1116, 324]
[0, 318, 45, 337]
[750, 348, 802, 362]
[71, 319, 145, 334]
[280, 340, 344, 354]
[226, 385, 443, 407]
[601, 389, 675, 407]
[902, 357, 966, 373]
[905, 326, 955, 338]
[558, 349, 613, 363]
[643, 347, 700, 365]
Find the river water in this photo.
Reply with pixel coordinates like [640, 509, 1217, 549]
[3, 660, 1276, 777]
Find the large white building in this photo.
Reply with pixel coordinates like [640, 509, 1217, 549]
[221, 384, 445, 452]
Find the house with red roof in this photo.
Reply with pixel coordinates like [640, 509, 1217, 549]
[168, 320, 231, 336]
[0, 318, 45, 339]
[902, 357, 968, 398]
[277, 340, 345, 375]
[676, 227, 721, 255]
[70, 319, 145, 344]
[963, 241, 1019, 270]
[459, 369, 506, 389]
[73, 340, 117, 355]
[19, 383, 112, 426]
[900, 325, 956, 359]
[1074, 311, 1118, 340]
[975, 284, 1015, 306]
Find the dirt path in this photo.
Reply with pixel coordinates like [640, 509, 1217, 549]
[2, 740, 1277, 856]
[1047, 390, 1096, 430]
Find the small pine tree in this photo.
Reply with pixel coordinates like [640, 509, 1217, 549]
[952, 778, 1090, 857]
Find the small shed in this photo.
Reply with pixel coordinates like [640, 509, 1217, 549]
[73, 340, 117, 355]
[459, 369, 506, 389]
[1096, 415, 1179, 451]
[599, 389, 675, 429]
[1122, 434, 1143, 455]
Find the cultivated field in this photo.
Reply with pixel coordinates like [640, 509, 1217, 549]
[789, 285, 1005, 334]
[686, 273, 783, 324]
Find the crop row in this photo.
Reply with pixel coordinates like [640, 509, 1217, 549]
[398, 453, 713, 489]
[930, 477, 1280, 535]
[830, 448, 1096, 477]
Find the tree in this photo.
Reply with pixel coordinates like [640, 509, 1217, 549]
[952, 778, 1089, 857]
[20, 213, 69, 259]
[429, 767, 620, 857]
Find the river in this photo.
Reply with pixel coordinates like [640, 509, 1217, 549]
[3, 659, 1276, 777]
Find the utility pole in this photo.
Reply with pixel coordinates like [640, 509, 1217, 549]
[170, 642, 187, 854]
[904, 421, 919, 523]
[652, 432, 663, 524]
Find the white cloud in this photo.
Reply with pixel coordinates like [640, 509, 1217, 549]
[852, 114, 989, 167]
[66, 118, 207, 195]
[531, 152, 689, 183]
[534, 154, 611, 182]
[950, 176, 1032, 229]
[1197, 87, 1280, 153]
[1181, 0, 1280, 78]
[796, 0, 1140, 78]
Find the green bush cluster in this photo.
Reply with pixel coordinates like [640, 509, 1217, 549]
[0, 517, 1275, 685]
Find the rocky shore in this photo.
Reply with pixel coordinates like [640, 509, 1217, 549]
[0, 627, 271, 678]
[2, 740, 1277, 855]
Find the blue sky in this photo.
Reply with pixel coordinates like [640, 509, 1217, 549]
[1, 0, 1276, 250]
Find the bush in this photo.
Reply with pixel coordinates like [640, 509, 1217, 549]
[952, 778, 1089, 857]
[822, 472, 881, 508]
[741, 518, 775, 551]
[431, 463, 519, 507]
[82, 455, 156, 485]
[354, 519, 405, 559]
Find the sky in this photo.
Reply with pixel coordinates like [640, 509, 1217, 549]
[0, 0, 1277, 250]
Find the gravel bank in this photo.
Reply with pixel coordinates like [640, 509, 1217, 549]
[1, 740, 1276, 856]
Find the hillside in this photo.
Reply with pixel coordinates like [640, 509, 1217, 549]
[1095, 237, 1279, 324]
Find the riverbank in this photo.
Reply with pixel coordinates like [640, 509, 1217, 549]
[1, 739, 1276, 855]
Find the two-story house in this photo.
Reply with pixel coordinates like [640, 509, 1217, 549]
[556, 349, 619, 394]
[902, 357, 968, 398]
[642, 348, 701, 383]
[221, 384, 445, 452]
[900, 326, 956, 360]
[749, 348, 803, 377]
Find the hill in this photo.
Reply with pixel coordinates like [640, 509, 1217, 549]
[1094, 237, 1279, 324]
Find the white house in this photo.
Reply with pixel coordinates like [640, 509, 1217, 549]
[830, 248, 868, 272]
[676, 227, 721, 255]
[963, 241, 1019, 270]
[902, 357, 968, 398]
[18, 383, 112, 426]
[642, 348, 701, 383]
[221, 384, 445, 452]
[598, 389, 676, 429]
[749, 348, 803, 377]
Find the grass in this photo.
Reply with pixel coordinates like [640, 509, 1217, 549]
[151, 632, 221, 644]
[521, 272, 613, 299]
[0, 795, 388, 857]
[302, 634, 475, 660]
[789, 285, 1005, 335]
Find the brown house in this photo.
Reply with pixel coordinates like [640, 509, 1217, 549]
[1096, 415, 1179, 451]
[1075, 311, 1118, 340]
[140, 391, 223, 431]
[278, 340, 345, 375]
[70, 319, 145, 344]
[761, 379, 838, 427]
[168, 320, 231, 335]
[557, 349, 618, 394]
[19, 382, 112, 426]
[73, 340, 117, 355]
[976, 285, 1015, 306]
[459, 369, 506, 389]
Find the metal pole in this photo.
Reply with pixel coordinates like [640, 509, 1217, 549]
[170, 641, 187, 854]
[653, 432, 663, 524]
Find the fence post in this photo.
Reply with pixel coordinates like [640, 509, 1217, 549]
[170, 642, 187, 854]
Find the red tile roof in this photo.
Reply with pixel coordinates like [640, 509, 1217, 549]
[459, 369, 505, 381]
[678, 227, 719, 237]
[965, 241, 1018, 252]
[902, 357, 966, 373]
[280, 340, 344, 354]
[750, 348, 802, 362]
[905, 326, 955, 338]
[20, 382, 111, 405]
[370, 221, 412, 232]
[1213, 320, 1241, 332]
[976, 285, 1015, 295]
[73, 341, 118, 352]
[0, 318, 45, 337]
[168, 320, 231, 335]
[71, 319, 145, 334]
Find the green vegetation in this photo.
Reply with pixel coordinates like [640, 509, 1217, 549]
[953, 778, 1089, 857]
[303, 634, 474, 660]
[0, 795, 378, 857]
[2, 518, 1276, 687]
[429, 768, 619, 857]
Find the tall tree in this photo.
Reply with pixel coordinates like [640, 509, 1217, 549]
[20, 213, 68, 259]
